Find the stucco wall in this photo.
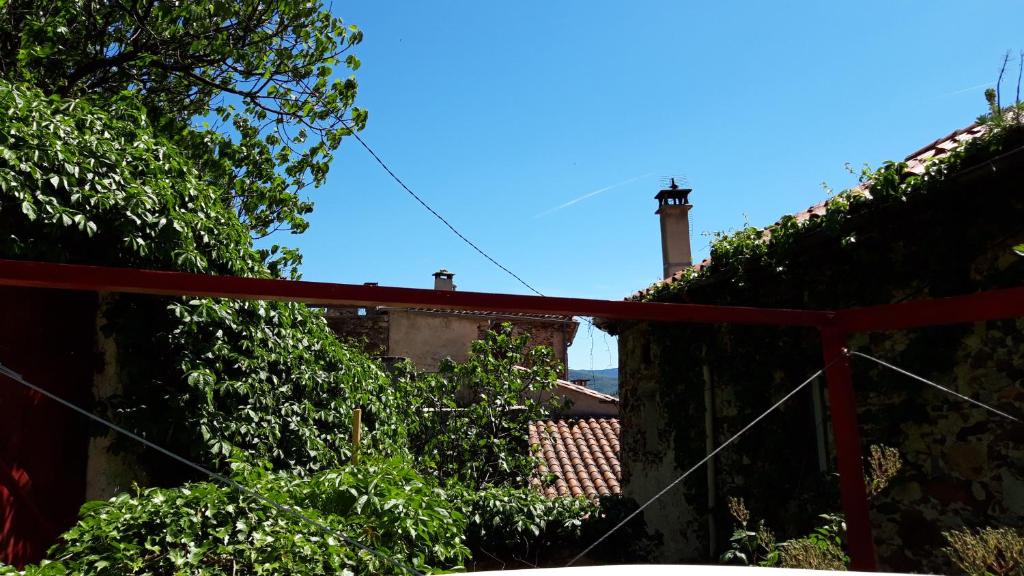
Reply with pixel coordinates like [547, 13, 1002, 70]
[534, 382, 619, 418]
[559, 388, 619, 417]
[388, 310, 483, 372]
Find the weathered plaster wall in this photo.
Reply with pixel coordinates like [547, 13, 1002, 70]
[559, 388, 618, 417]
[618, 322, 705, 560]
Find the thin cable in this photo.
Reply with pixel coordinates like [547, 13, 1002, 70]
[341, 121, 543, 297]
[339, 122, 605, 344]
[850, 351, 1021, 423]
[0, 362, 423, 576]
[566, 358, 839, 566]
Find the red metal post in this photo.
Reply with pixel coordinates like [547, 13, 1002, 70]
[820, 326, 877, 571]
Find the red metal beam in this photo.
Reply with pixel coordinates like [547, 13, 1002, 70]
[834, 285, 1024, 333]
[820, 327, 877, 571]
[0, 259, 832, 327]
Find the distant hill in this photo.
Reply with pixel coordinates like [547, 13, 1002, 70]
[567, 368, 619, 397]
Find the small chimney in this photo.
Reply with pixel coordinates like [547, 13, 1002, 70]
[570, 378, 591, 388]
[432, 269, 456, 291]
[655, 178, 693, 278]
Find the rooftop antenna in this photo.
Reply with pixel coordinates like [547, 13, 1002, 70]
[656, 175, 692, 205]
[660, 175, 690, 189]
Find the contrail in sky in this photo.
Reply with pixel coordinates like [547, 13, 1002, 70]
[533, 171, 656, 218]
[939, 82, 991, 97]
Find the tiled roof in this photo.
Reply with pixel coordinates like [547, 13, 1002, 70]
[381, 306, 576, 323]
[529, 418, 621, 499]
[554, 378, 618, 403]
[636, 121, 989, 296]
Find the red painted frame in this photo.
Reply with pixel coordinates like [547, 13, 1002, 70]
[4, 258, 1024, 571]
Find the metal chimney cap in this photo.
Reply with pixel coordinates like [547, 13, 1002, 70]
[655, 178, 692, 205]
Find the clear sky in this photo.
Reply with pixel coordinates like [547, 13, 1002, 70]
[284, 1, 1023, 370]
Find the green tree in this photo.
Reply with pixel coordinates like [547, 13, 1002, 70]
[1, 0, 366, 249]
[409, 323, 563, 490]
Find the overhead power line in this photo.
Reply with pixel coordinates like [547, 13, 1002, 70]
[341, 121, 544, 297]
[0, 361, 423, 576]
[341, 121, 605, 342]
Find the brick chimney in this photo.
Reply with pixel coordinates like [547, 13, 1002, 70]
[432, 269, 455, 291]
[655, 179, 693, 278]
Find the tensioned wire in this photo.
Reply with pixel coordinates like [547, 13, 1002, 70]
[0, 361, 424, 576]
[566, 356, 844, 566]
[850, 351, 1021, 423]
[567, 348, 1022, 566]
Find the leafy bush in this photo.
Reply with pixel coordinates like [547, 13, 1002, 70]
[943, 527, 1024, 576]
[7, 460, 469, 575]
[107, 296, 422, 477]
[0, 78, 601, 571]
[0, 79, 422, 476]
[459, 486, 595, 559]
[0, 79, 257, 275]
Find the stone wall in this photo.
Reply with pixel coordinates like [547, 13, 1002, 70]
[323, 306, 388, 356]
[613, 147, 1024, 571]
[617, 322, 830, 562]
[618, 304, 1024, 573]
[851, 320, 1024, 571]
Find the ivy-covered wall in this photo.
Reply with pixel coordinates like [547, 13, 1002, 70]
[613, 123, 1024, 572]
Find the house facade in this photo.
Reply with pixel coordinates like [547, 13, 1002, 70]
[605, 120, 1024, 572]
[325, 270, 578, 378]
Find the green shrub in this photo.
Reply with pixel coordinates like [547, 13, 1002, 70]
[107, 295, 421, 477]
[8, 460, 469, 575]
[0, 79, 422, 476]
[943, 527, 1024, 576]
[459, 486, 595, 559]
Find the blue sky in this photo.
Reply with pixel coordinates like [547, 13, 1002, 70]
[286, 1, 1023, 370]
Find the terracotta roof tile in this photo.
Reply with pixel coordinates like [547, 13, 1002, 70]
[529, 418, 621, 500]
